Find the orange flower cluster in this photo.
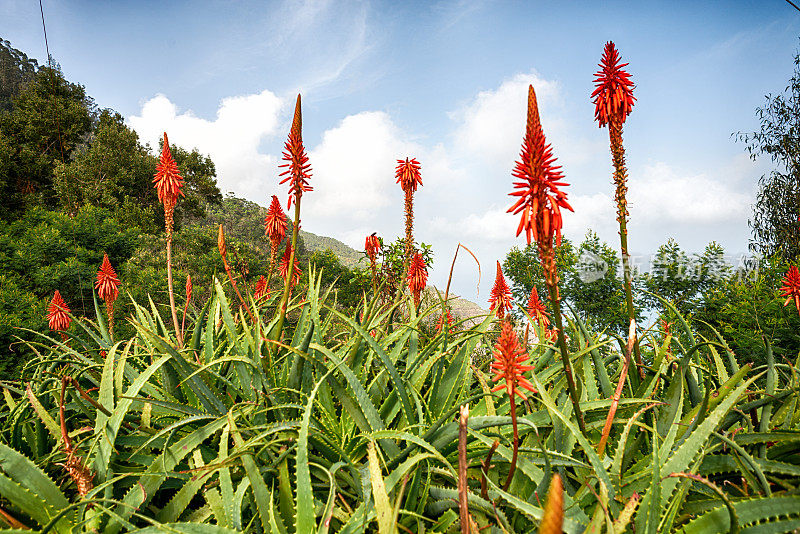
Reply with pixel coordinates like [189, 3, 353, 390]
[407, 252, 428, 307]
[395, 158, 423, 193]
[265, 195, 287, 245]
[279, 244, 302, 287]
[47, 290, 71, 332]
[526, 287, 550, 328]
[592, 41, 636, 128]
[436, 308, 453, 334]
[508, 86, 573, 246]
[186, 275, 193, 303]
[364, 233, 381, 263]
[491, 321, 536, 401]
[95, 254, 121, 303]
[152, 133, 185, 230]
[489, 261, 513, 319]
[279, 95, 313, 209]
[780, 265, 800, 315]
[254, 275, 269, 301]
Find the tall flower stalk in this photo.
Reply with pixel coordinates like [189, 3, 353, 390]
[396, 157, 422, 272]
[508, 85, 584, 432]
[217, 224, 254, 322]
[592, 41, 642, 378]
[274, 95, 312, 347]
[491, 321, 536, 490]
[153, 132, 185, 345]
[95, 253, 121, 337]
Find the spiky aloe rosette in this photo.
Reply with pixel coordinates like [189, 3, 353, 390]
[153, 132, 185, 344]
[592, 41, 642, 379]
[508, 84, 584, 432]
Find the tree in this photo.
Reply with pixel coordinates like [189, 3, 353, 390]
[0, 64, 94, 215]
[503, 232, 632, 333]
[738, 47, 800, 260]
[641, 239, 732, 316]
[0, 38, 38, 112]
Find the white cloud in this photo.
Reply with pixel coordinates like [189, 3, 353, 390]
[305, 111, 417, 223]
[451, 72, 562, 165]
[630, 162, 751, 224]
[128, 91, 284, 200]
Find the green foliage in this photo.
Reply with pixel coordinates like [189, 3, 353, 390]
[1, 272, 799, 533]
[0, 65, 94, 215]
[0, 38, 38, 112]
[641, 239, 732, 316]
[504, 232, 632, 333]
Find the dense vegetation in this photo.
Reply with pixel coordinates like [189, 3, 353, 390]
[0, 36, 799, 534]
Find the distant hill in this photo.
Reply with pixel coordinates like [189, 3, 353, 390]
[301, 230, 365, 269]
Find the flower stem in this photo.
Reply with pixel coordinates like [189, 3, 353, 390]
[541, 243, 586, 434]
[502, 395, 519, 491]
[166, 235, 183, 346]
[272, 200, 302, 365]
[610, 121, 643, 382]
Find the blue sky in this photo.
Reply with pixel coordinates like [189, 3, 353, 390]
[2, 0, 799, 301]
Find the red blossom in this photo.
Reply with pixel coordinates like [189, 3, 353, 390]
[395, 157, 423, 194]
[365, 233, 381, 263]
[780, 265, 800, 315]
[490, 321, 536, 401]
[407, 252, 428, 307]
[527, 286, 550, 328]
[254, 275, 269, 301]
[489, 261, 513, 319]
[95, 254, 121, 303]
[436, 308, 453, 334]
[279, 244, 302, 287]
[279, 95, 313, 209]
[264, 195, 287, 245]
[152, 133, 185, 208]
[508, 85, 573, 246]
[47, 290, 71, 332]
[186, 275, 193, 303]
[592, 41, 636, 128]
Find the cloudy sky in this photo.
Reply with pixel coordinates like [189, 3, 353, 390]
[3, 0, 798, 300]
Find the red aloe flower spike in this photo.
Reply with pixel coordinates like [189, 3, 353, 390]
[47, 290, 71, 332]
[279, 244, 302, 288]
[153, 133, 185, 216]
[364, 233, 381, 263]
[407, 252, 428, 308]
[489, 261, 513, 319]
[508, 85, 573, 246]
[780, 265, 800, 315]
[265, 195, 287, 244]
[592, 41, 636, 128]
[95, 254, 121, 303]
[254, 275, 269, 301]
[436, 308, 453, 334]
[186, 274, 193, 304]
[490, 322, 535, 401]
[526, 286, 550, 328]
[395, 157, 423, 193]
[279, 95, 313, 210]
